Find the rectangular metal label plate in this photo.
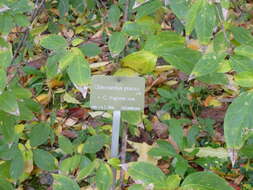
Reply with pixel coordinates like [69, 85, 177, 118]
[90, 76, 145, 111]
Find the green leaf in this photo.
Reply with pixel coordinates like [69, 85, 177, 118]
[224, 92, 253, 149]
[170, 0, 189, 20]
[12, 87, 32, 99]
[148, 140, 177, 157]
[77, 160, 98, 180]
[18, 101, 35, 121]
[108, 4, 121, 27]
[40, 35, 68, 51]
[122, 111, 142, 125]
[191, 52, 226, 78]
[79, 43, 101, 57]
[129, 184, 145, 190]
[63, 92, 80, 104]
[128, 162, 167, 189]
[166, 175, 181, 190]
[0, 69, 7, 93]
[60, 155, 82, 173]
[160, 47, 201, 74]
[135, 0, 162, 19]
[234, 45, 253, 58]
[0, 45, 12, 70]
[195, 2, 216, 44]
[95, 162, 113, 190]
[185, 0, 203, 36]
[213, 31, 230, 53]
[122, 21, 142, 38]
[0, 14, 14, 35]
[144, 31, 185, 55]
[230, 26, 253, 45]
[0, 179, 14, 190]
[46, 51, 66, 79]
[235, 72, 253, 87]
[67, 56, 91, 86]
[33, 149, 57, 171]
[0, 91, 19, 116]
[181, 171, 233, 190]
[53, 174, 80, 190]
[185, 147, 228, 159]
[108, 32, 127, 57]
[121, 50, 157, 74]
[167, 119, 185, 150]
[197, 73, 228, 85]
[10, 148, 24, 180]
[136, 16, 161, 36]
[30, 123, 50, 147]
[83, 135, 106, 153]
[13, 14, 30, 27]
[173, 155, 189, 177]
[0, 112, 17, 143]
[58, 135, 74, 154]
[230, 55, 253, 73]
[58, 0, 69, 17]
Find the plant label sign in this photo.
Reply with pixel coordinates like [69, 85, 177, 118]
[90, 75, 145, 111]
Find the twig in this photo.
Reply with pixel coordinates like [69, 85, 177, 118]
[123, 0, 130, 22]
[119, 124, 128, 189]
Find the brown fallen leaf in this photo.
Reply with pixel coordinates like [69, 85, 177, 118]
[152, 116, 168, 139]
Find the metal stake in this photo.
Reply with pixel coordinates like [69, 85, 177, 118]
[111, 111, 121, 190]
[111, 110, 121, 158]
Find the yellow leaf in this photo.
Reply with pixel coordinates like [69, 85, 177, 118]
[121, 50, 157, 74]
[47, 79, 64, 88]
[203, 96, 222, 107]
[35, 93, 51, 105]
[15, 124, 25, 134]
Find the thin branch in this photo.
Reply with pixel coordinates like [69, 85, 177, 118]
[11, 0, 46, 65]
[123, 0, 130, 22]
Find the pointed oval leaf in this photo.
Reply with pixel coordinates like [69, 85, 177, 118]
[83, 135, 106, 153]
[58, 135, 74, 154]
[224, 92, 253, 149]
[185, 0, 203, 36]
[0, 91, 19, 116]
[191, 52, 226, 78]
[67, 56, 91, 86]
[128, 162, 167, 189]
[40, 35, 68, 51]
[95, 162, 113, 190]
[0, 179, 14, 190]
[181, 171, 233, 190]
[234, 72, 253, 88]
[108, 32, 127, 57]
[108, 4, 121, 27]
[33, 149, 57, 171]
[30, 123, 50, 147]
[195, 2, 216, 44]
[53, 174, 80, 190]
